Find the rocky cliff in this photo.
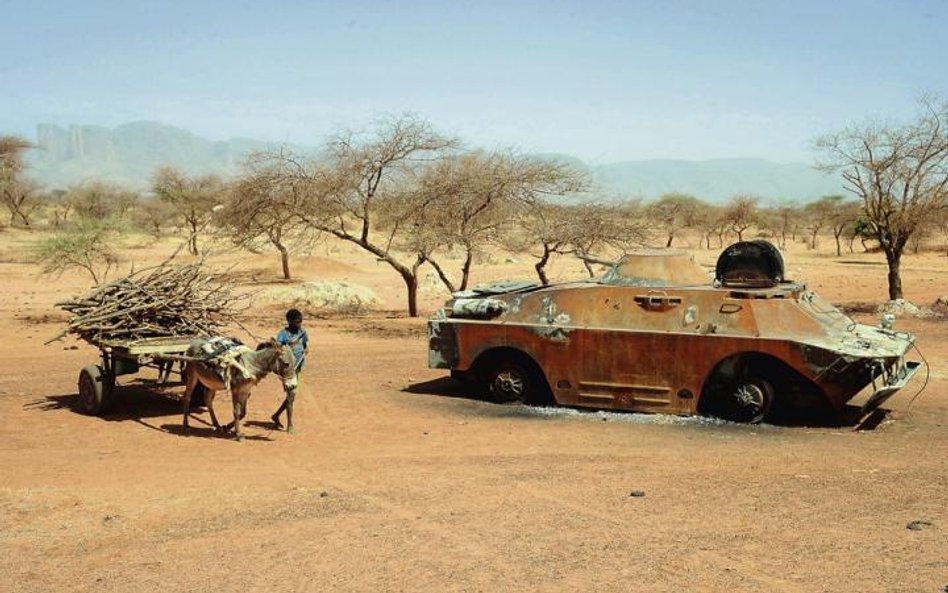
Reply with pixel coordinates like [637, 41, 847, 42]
[29, 121, 284, 189]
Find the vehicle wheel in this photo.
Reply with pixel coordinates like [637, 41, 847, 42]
[726, 377, 774, 423]
[483, 360, 537, 404]
[78, 365, 112, 416]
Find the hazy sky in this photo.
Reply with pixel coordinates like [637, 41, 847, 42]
[2, 0, 946, 163]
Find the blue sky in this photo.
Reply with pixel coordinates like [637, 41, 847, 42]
[2, 0, 946, 163]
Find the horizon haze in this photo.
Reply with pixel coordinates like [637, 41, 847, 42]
[26, 120, 845, 202]
[3, 1, 947, 165]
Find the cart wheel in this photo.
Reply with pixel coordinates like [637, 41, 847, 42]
[78, 365, 112, 416]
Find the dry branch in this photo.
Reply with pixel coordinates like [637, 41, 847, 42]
[48, 260, 249, 344]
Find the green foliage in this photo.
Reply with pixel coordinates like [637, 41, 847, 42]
[0, 135, 40, 227]
[34, 217, 126, 284]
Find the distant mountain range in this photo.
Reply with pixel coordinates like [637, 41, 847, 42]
[25, 122, 845, 203]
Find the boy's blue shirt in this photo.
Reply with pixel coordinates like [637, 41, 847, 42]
[276, 327, 309, 370]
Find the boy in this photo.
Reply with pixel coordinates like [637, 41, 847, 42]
[271, 308, 309, 432]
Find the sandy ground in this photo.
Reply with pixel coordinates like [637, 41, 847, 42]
[0, 232, 946, 593]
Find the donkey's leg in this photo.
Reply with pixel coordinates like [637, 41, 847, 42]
[232, 392, 247, 441]
[221, 391, 247, 433]
[205, 390, 223, 432]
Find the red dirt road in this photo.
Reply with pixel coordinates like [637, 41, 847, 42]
[1, 238, 946, 593]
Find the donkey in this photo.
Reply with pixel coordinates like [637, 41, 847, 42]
[180, 337, 297, 441]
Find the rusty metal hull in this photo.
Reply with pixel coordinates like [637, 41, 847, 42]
[427, 247, 918, 422]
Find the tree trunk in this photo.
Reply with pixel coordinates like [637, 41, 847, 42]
[885, 249, 903, 300]
[834, 233, 842, 257]
[426, 256, 457, 294]
[665, 233, 674, 248]
[5, 200, 31, 228]
[582, 260, 595, 278]
[406, 277, 418, 317]
[401, 255, 425, 318]
[459, 250, 473, 291]
[535, 246, 551, 285]
[278, 244, 291, 280]
[186, 213, 200, 255]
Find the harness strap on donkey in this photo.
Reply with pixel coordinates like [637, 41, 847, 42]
[199, 337, 254, 387]
[216, 348, 254, 381]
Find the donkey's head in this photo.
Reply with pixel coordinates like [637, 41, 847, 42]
[259, 338, 298, 390]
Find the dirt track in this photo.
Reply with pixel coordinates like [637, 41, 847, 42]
[1, 237, 946, 593]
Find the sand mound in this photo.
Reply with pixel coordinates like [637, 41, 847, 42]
[876, 298, 932, 318]
[261, 281, 381, 313]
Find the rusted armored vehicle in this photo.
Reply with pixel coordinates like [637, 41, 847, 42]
[427, 241, 920, 423]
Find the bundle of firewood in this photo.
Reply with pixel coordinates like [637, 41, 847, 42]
[49, 261, 248, 344]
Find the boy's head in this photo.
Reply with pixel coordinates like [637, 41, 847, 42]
[286, 308, 303, 331]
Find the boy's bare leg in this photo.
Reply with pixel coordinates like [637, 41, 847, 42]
[271, 399, 287, 429]
[285, 387, 297, 434]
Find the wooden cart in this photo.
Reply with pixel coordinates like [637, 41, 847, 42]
[77, 336, 197, 415]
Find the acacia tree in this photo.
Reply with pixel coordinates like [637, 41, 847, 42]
[506, 201, 580, 285]
[803, 197, 832, 249]
[646, 192, 703, 247]
[723, 194, 759, 242]
[0, 135, 40, 227]
[267, 115, 458, 316]
[802, 194, 860, 254]
[151, 166, 224, 255]
[131, 197, 177, 238]
[406, 150, 589, 292]
[571, 201, 642, 277]
[34, 217, 122, 284]
[848, 217, 875, 253]
[223, 165, 313, 280]
[507, 200, 645, 285]
[38, 189, 71, 228]
[65, 181, 138, 220]
[935, 208, 948, 255]
[695, 203, 727, 248]
[827, 197, 862, 256]
[756, 202, 795, 247]
[816, 97, 948, 299]
[769, 201, 802, 248]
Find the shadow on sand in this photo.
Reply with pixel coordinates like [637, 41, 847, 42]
[24, 381, 275, 441]
[401, 376, 889, 431]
